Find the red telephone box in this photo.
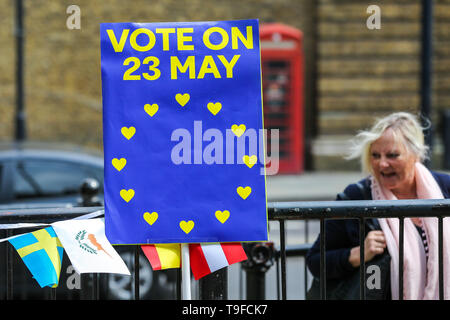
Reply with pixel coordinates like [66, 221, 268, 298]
[260, 23, 304, 174]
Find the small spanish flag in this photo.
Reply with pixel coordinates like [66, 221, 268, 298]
[141, 243, 247, 279]
[141, 244, 181, 270]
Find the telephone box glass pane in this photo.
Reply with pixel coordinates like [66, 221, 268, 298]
[262, 60, 291, 159]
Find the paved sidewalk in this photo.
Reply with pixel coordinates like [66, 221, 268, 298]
[266, 171, 365, 202]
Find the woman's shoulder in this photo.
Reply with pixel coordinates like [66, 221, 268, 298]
[431, 170, 450, 197]
[337, 177, 372, 200]
[431, 170, 450, 183]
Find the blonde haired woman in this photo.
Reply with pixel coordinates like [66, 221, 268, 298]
[306, 112, 450, 300]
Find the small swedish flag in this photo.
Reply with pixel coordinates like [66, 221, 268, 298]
[9, 227, 64, 288]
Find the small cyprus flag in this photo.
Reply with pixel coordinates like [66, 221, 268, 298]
[52, 218, 130, 275]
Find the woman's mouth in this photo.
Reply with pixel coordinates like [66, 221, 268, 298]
[381, 172, 396, 178]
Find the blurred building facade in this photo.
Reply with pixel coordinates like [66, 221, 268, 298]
[0, 0, 449, 171]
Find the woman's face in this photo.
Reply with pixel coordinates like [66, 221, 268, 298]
[369, 128, 418, 196]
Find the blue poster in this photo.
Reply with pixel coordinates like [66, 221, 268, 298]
[101, 20, 268, 244]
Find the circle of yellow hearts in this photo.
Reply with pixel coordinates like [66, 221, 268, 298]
[144, 103, 159, 117]
[175, 93, 190, 107]
[112, 158, 126, 171]
[207, 102, 222, 115]
[236, 186, 252, 199]
[120, 189, 135, 202]
[243, 155, 257, 168]
[231, 124, 246, 137]
[121, 126, 136, 140]
[179, 220, 194, 234]
[143, 211, 158, 226]
[215, 210, 230, 224]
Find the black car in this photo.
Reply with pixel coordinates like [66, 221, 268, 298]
[0, 143, 176, 300]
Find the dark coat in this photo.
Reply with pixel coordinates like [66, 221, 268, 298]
[305, 171, 450, 280]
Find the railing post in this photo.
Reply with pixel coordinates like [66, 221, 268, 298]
[241, 242, 275, 300]
[92, 274, 99, 300]
[80, 274, 90, 299]
[176, 269, 182, 300]
[319, 218, 326, 300]
[198, 268, 228, 300]
[6, 230, 14, 300]
[279, 221, 287, 300]
[359, 218, 366, 300]
[399, 218, 404, 300]
[438, 217, 444, 300]
[134, 246, 140, 300]
[50, 288, 56, 300]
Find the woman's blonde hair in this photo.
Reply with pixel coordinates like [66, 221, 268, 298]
[346, 112, 430, 174]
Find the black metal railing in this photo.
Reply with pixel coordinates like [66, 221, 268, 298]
[2, 198, 450, 300]
[268, 198, 450, 300]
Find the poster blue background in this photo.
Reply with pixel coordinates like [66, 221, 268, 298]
[101, 20, 267, 244]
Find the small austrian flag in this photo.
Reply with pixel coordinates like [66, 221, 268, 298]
[189, 242, 247, 280]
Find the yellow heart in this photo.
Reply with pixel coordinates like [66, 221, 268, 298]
[231, 124, 246, 137]
[143, 211, 158, 226]
[121, 127, 136, 140]
[215, 210, 230, 224]
[243, 155, 257, 168]
[179, 220, 194, 234]
[120, 189, 135, 202]
[237, 186, 252, 200]
[175, 93, 190, 107]
[207, 102, 222, 115]
[144, 103, 159, 117]
[112, 158, 127, 171]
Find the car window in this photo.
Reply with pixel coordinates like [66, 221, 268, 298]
[13, 159, 103, 199]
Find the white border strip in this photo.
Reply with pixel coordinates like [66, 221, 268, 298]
[0, 209, 104, 242]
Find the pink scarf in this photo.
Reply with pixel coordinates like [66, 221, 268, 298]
[371, 162, 450, 300]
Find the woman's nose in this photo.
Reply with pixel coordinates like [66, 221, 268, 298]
[380, 157, 389, 168]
